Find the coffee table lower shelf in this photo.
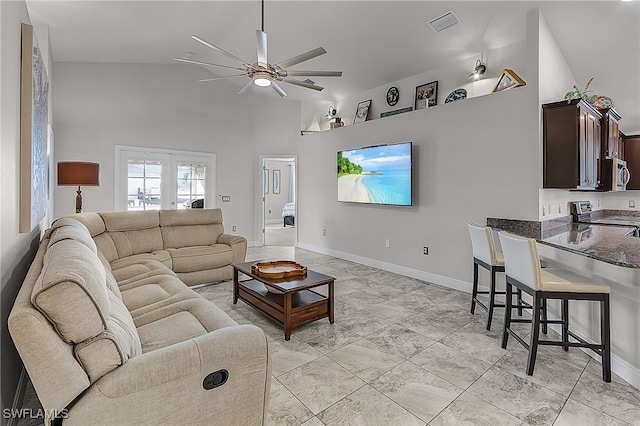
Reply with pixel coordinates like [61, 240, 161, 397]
[235, 279, 333, 340]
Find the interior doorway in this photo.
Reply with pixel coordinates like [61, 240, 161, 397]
[260, 155, 297, 246]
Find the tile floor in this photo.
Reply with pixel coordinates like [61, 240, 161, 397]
[18, 246, 640, 425]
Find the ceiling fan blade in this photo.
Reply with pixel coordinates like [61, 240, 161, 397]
[192, 35, 252, 67]
[276, 47, 327, 69]
[278, 70, 342, 78]
[256, 30, 268, 65]
[238, 80, 254, 95]
[282, 77, 324, 91]
[199, 75, 248, 82]
[271, 81, 287, 97]
[174, 58, 246, 72]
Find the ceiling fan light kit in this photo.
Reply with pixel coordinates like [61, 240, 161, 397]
[176, 0, 342, 97]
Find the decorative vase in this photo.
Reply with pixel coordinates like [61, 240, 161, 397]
[592, 95, 615, 110]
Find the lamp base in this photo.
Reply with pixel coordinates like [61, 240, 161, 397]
[75, 186, 83, 213]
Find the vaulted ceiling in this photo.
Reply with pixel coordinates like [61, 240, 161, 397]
[25, 1, 640, 133]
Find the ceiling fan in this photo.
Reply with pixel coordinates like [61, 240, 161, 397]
[174, 0, 342, 97]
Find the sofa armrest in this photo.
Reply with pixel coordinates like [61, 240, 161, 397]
[64, 324, 270, 425]
[218, 233, 247, 264]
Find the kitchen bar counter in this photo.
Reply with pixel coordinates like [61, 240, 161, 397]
[487, 217, 640, 269]
[487, 215, 640, 390]
[539, 223, 640, 269]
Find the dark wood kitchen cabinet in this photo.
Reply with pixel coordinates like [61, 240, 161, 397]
[623, 134, 640, 189]
[543, 99, 602, 190]
[600, 108, 622, 159]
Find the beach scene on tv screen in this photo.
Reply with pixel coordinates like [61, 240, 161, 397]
[337, 142, 412, 206]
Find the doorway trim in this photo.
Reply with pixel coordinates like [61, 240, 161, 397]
[258, 154, 297, 247]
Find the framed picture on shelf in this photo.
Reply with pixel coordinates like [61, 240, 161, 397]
[492, 69, 526, 93]
[353, 99, 371, 124]
[415, 81, 438, 110]
[273, 169, 281, 194]
[263, 169, 269, 194]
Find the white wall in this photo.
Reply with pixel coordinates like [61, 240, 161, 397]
[298, 85, 540, 285]
[295, 9, 540, 287]
[52, 62, 301, 244]
[0, 1, 52, 419]
[301, 42, 527, 134]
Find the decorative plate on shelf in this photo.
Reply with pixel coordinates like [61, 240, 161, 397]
[386, 86, 399, 106]
[444, 88, 467, 103]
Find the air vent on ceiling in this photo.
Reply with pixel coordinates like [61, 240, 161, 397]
[429, 10, 460, 32]
[302, 79, 316, 85]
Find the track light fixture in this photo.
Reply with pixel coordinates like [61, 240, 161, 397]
[468, 59, 487, 80]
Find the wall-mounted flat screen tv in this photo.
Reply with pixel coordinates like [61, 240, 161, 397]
[337, 141, 412, 206]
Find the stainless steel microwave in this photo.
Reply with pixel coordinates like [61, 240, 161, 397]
[601, 158, 631, 191]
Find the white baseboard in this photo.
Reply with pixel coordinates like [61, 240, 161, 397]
[8, 368, 27, 426]
[543, 314, 640, 390]
[296, 242, 640, 391]
[297, 242, 471, 293]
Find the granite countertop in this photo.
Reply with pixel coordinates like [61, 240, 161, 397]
[538, 223, 640, 268]
[578, 215, 640, 227]
[487, 214, 640, 269]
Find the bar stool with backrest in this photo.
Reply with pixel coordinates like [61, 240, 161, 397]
[498, 231, 611, 382]
[467, 223, 508, 330]
[467, 223, 548, 331]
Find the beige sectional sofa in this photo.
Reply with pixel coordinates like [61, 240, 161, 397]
[9, 209, 271, 425]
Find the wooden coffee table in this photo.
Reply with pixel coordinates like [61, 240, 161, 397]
[232, 261, 335, 340]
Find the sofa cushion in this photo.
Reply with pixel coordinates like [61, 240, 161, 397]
[135, 299, 237, 352]
[97, 252, 122, 300]
[93, 233, 119, 263]
[159, 208, 223, 227]
[110, 252, 172, 276]
[101, 211, 159, 232]
[119, 275, 200, 315]
[48, 218, 97, 253]
[167, 245, 233, 273]
[74, 291, 142, 383]
[108, 229, 165, 259]
[160, 209, 224, 249]
[32, 239, 109, 344]
[101, 211, 164, 259]
[73, 212, 107, 237]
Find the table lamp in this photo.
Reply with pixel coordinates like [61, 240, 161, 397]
[57, 162, 100, 213]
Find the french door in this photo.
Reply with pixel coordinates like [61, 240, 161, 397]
[115, 146, 215, 211]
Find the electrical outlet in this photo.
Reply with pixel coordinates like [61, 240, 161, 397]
[542, 205, 547, 217]
[385, 239, 390, 248]
[630, 200, 636, 208]
[322, 228, 326, 236]
[423, 246, 429, 255]
[232, 225, 237, 232]
[268, 209, 271, 214]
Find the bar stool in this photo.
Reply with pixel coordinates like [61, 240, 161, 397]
[467, 223, 508, 330]
[498, 231, 611, 382]
[467, 223, 547, 331]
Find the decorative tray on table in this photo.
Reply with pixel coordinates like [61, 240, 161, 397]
[251, 260, 307, 293]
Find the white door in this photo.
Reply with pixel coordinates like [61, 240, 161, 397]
[116, 146, 215, 211]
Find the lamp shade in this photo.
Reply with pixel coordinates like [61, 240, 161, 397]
[57, 162, 100, 187]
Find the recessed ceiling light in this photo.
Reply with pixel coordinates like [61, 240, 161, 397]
[429, 10, 460, 32]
